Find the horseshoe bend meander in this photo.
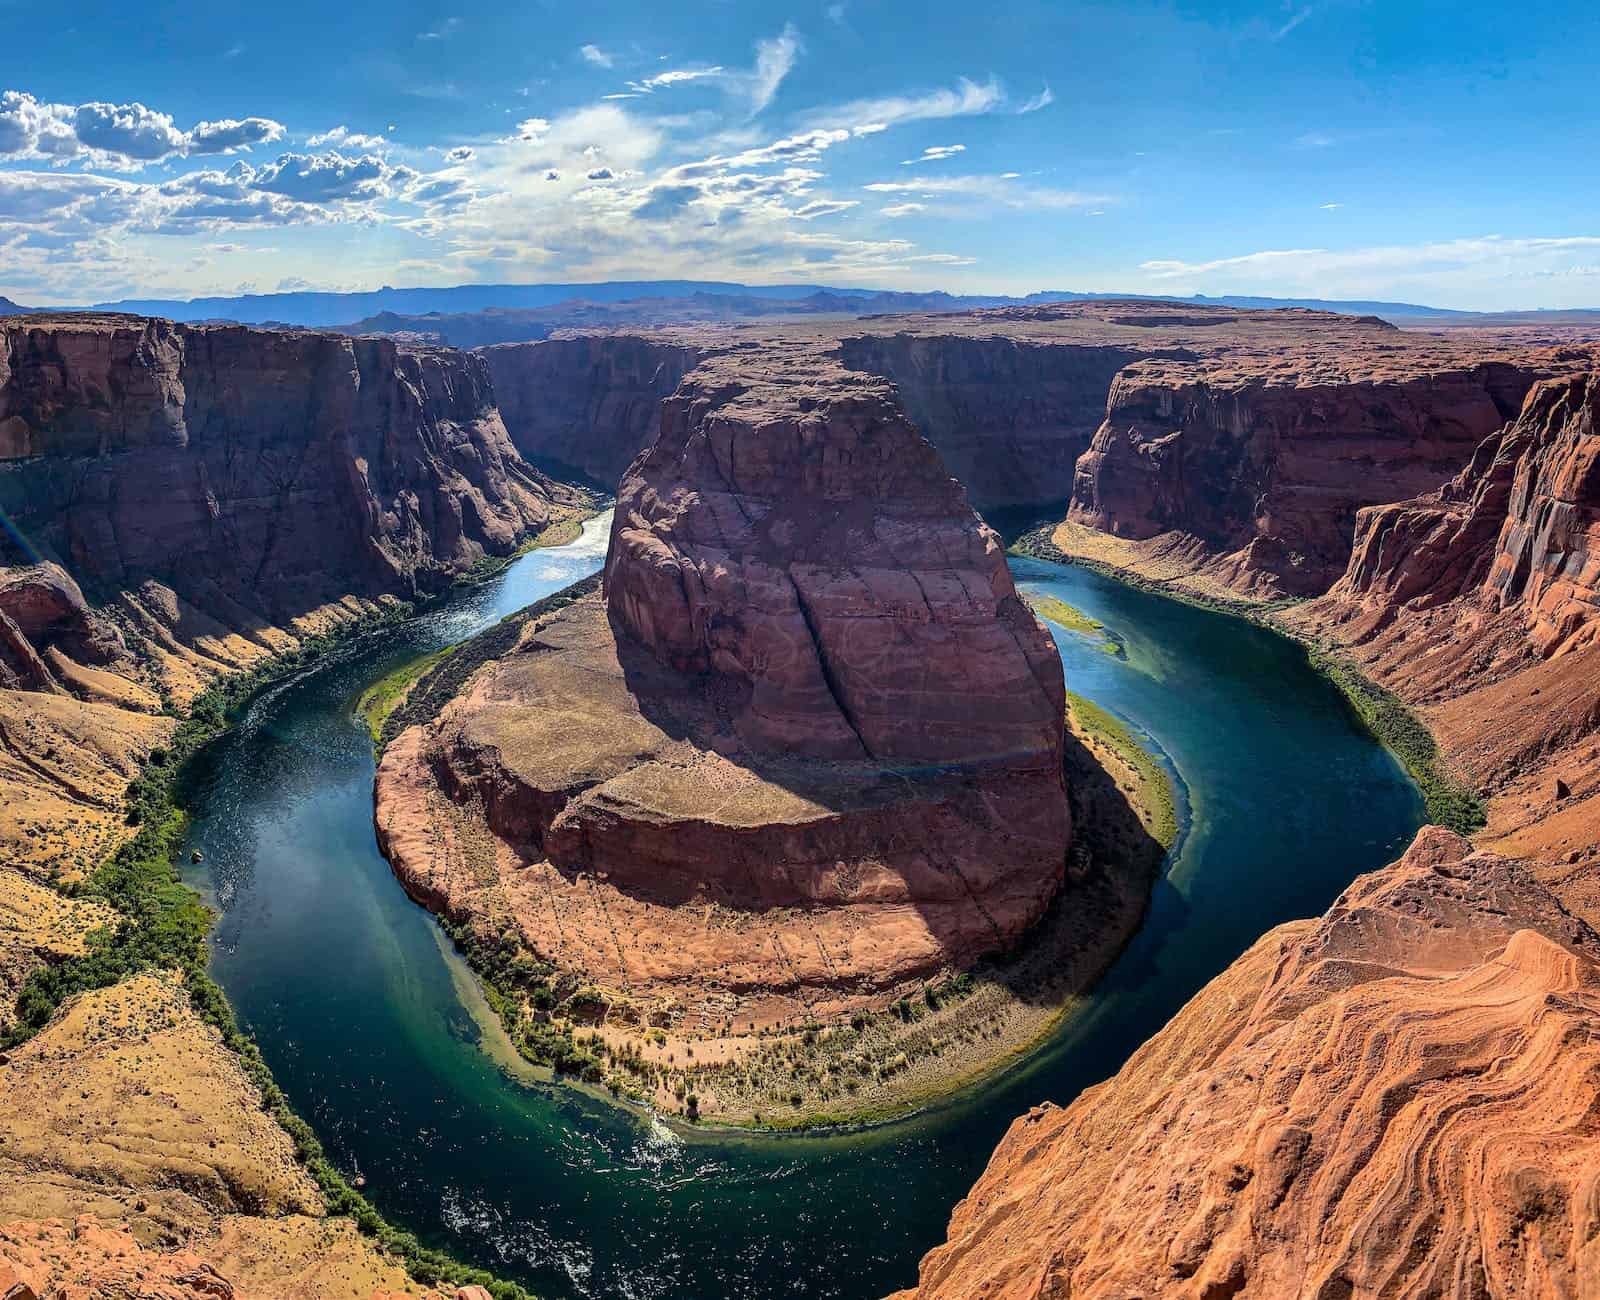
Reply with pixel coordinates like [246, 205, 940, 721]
[179, 509, 1422, 1300]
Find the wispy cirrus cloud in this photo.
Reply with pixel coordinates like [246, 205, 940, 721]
[807, 76, 1005, 134]
[1138, 235, 1600, 294]
[579, 44, 614, 68]
[863, 173, 1109, 211]
[901, 144, 965, 165]
[1016, 85, 1054, 114]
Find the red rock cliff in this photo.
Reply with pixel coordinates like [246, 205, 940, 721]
[0, 314, 575, 623]
[1068, 355, 1541, 596]
[604, 346, 1066, 764]
[837, 332, 1156, 512]
[376, 342, 1076, 1049]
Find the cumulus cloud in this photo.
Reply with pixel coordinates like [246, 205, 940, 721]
[445, 146, 476, 162]
[307, 125, 389, 151]
[580, 44, 615, 68]
[0, 90, 283, 169]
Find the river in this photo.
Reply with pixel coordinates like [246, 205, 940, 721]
[180, 511, 1423, 1300]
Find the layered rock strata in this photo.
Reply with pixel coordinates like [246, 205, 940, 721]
[0, 314, 577, 620]
[0, 312, 590, 907]
[377, 343, 1074, 1058]
[895, 828, 1600, 1299]
[481, 303, 1581, 533]
[1067, 354, 1549, 596]
[1298, 368, 1600, 892]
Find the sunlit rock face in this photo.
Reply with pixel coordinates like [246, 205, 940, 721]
[896, 827, 1600, 1300]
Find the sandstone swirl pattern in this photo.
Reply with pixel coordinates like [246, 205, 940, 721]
[895, 827, 1600, 1300]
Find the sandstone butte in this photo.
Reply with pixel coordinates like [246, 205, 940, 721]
[0, 312, 590, 1298]
[374, 339, 1106, 1119]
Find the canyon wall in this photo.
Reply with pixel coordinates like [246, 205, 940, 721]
[837, 332, 1153, 512]
[0, 311, 590, 991]
[895, 828, 1600, 1300]
[0, 315, 576, 624]
[482, 334, 706, 489]
[1297, 367, 1600, 880]
[1067, 357, 1542, 596]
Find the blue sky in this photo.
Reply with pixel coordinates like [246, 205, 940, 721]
[4, 0, 1598, 308]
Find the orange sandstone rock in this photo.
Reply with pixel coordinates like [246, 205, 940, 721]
[897, 828, 1600, 1300]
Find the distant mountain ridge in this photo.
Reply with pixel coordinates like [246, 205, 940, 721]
[7, 279, 1599, 329]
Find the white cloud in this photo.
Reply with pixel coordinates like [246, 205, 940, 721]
[1273, 7, 1313, 39]
[0, 90, 284, 169]
[620, 25, 799, 116]
[747, 24, 801, 114]
[1137, 235, 1600, 300]
[418, 16, 462, 40]
[445, 146, 476, 163]
[580, 43, 614, 68]
[307, 125, 389, 151]
[880, 202, 925, 217]
[1017, 85, 1054, 114]
[793, 198, 858, 219]
[863, 174, 1108, 211]
[901, 144, 965, 165]
[808, 77, 1004, 133]
[1320, 201, 1343, 210]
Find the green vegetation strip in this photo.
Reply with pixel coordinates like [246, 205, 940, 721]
[1067, 691, 1180, 849]
[1010, 529, 1484, 836]
[1028, 594, 1124, 657]
[1306, 648, 1485, 835]
[357, 646, 454, 742]
[2, 606, 539, 1300]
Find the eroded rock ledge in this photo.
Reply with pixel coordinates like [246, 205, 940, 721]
[895, 827, 1600, 1299]
[376, 344, 1095, 1114]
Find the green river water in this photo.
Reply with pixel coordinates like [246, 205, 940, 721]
[180, 510, 1423, 1300]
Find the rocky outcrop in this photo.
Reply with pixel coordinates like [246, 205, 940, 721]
[1068, 357, 1544, 596]
[0, 311, 591, 915]
[895, 828, 1600, 1300]
[0, 563, 125, 691]
[376, 343, 1082, 1111]
[482, 335, 706, 489]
